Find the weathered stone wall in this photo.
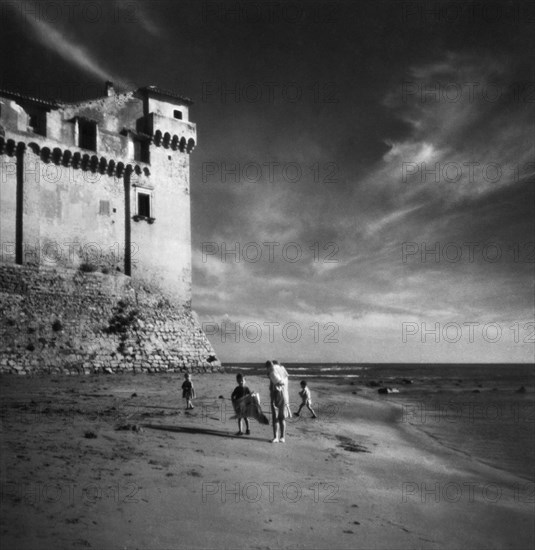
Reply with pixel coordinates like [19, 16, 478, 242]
[18, 147, 126, 271]
[0, 263, 220, 375]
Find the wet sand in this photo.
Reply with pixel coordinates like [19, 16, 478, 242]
[1, 372, 533, 549]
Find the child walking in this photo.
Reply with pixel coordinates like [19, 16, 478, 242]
[295, 380, 317, 418]
[231, 373, 251, 435]
[182, 372, 195, 410]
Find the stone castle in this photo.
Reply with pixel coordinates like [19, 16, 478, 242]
[0, 83, 219, 374]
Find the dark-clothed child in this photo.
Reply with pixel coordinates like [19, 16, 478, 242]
[182, 373, 195, 410]
[231, 374, 251, 435]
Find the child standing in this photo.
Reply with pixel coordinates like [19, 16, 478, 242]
[182, 372, 195, 410]
[295, 380, 317, 418]
[231, 373, 251, 435]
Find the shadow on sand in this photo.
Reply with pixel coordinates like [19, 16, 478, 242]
[143, 423, 269, 443]
[124, 404, 181, 411]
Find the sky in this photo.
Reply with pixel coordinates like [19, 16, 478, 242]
[1, 0, 534, 363]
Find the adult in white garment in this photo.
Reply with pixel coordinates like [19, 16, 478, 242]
[266, 360, 291, 443]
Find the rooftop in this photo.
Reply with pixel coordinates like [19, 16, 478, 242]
[137, 86, 194, 105]
[0, 84, 194, 109]
[0, 88, 61, 109]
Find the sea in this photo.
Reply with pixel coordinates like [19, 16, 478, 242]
[224, 363, 535, 483]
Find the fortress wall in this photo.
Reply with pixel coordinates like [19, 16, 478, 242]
[0, 142, 127, 272]
[0, 263, 219, 375]
[129, 147, 192, 305]
[25, 148, 127, 271]
[0, 151, 17, 259]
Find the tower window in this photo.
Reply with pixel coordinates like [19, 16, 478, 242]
[78, 119, 97, 151]
[134, 139, 150, 163]
[28, 110, 47, 137]
[137, 192, 151, 218]
[133, 189, 154, 223]
[173, 109, 182, 120]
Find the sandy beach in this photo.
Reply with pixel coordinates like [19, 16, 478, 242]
[1, 370, 533, 550]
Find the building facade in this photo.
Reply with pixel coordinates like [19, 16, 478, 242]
[0, 84, 218, 374]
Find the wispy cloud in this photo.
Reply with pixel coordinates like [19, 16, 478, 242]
[124, 0, 164, 37]
[10, 3, 130, 87]
[381, 52, 535, 199]
[364, 204, 424, 237]
[34, 20, 114, 81]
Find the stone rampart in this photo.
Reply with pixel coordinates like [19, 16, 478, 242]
[0, 263, 219, 375]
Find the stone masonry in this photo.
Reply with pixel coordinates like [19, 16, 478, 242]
[0, 264, 219, 375]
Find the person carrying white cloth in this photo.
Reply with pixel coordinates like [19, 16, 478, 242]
[266, 360, 291, 443]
